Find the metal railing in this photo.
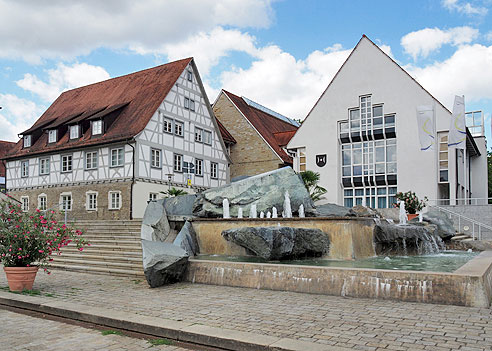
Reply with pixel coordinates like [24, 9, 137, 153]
[427, 197, 492, 206]
[427, 205, 492, 241]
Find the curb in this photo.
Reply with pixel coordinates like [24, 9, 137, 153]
[0, 291, 349, 351]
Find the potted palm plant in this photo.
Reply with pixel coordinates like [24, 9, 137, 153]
[394, 191, 428, 220]
[0, 197, 89, 291]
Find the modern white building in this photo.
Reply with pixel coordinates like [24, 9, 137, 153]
[287, 36, 488, 208]
[4, 58, 231, 219]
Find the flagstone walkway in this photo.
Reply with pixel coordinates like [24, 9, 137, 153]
[1, 269, 491, 350]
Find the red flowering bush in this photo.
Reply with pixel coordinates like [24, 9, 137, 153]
[0, 199, 89, 272]
[394, 191, 428, 214]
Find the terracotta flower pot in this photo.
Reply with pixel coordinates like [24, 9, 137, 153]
[407, 214, 418, 221]
[3, 266, 39, 292]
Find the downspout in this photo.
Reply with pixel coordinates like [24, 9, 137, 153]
[1, 159, 6, 193]
[126, 139, 136, 220]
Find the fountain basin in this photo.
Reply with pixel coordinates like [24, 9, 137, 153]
[185, 251, 492, 307]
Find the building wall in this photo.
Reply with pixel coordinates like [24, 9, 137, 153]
[8, 181, 132, 220]
[288, 37, 464, 207]
[213, 93, 283, 178]
[470, 136, 488, 200]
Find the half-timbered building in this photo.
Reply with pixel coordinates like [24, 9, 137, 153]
[4, 58, 231, 219]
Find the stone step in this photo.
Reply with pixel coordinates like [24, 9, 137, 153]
[57, 253, 142, 264]
[52, 257, 143, 271]
[49, 263, 145, 278]
[74, 239, 141, 247]
[61, 248, 142, 256]
[451, 234, 472, 241]
[66, 244, 142, 252]
[74, 220, 142, 225]
[82, 235, 141, 241]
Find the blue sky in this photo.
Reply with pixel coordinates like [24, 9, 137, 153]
[1, 0, 492, 147]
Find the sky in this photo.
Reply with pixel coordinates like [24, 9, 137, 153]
[1, 0, 492, 148]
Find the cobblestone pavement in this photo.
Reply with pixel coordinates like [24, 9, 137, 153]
[1, 270, 492, 351]
[0, 309, 193, 351]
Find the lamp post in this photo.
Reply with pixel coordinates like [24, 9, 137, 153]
[166, 173, 173, 191]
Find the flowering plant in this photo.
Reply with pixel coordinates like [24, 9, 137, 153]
[0, 199, 89, 273]
[394, 191, 428, 214]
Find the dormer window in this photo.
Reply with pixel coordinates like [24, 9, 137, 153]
[48, 129, 57, 143]
[70, 125, 80, 139]
[92, 120, 103, 135]
[23, 135, 31, 148]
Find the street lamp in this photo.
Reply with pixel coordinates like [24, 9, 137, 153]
[166, 173, 173, 191]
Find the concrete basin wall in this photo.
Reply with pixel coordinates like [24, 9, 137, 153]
[185, 251, 492, 307]
[191, 217, 376, 260]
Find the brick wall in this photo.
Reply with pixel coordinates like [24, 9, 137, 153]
[213, 94, 283, 178]
[8, 181, 132, 220]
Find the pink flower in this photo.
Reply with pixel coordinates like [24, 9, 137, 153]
[78, 247, 84, 251]
[38, 250, 44, 253]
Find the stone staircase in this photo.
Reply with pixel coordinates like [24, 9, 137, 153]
[51, 220, 144, 278]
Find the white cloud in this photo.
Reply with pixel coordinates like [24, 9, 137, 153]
[0, 0, 274, 63]
[16, 63, 110, 102]
[407, 44, 492, 109]
[219, 44, 352, 119]
[401, 26, 479, 60]
[442, 0, 488, 16]
[0, 94, 45, 141]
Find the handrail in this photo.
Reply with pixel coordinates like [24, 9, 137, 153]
[427, 197, 492, 206]
[428, 205, 492, 241]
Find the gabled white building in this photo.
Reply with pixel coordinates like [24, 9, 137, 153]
[287, 36, 488, 208]
[5, 58, 231, 219]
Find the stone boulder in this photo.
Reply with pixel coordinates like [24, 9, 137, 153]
[142, 240, 188, 288]
[314, 203, 352, 217]
[410, 210, 456, 239]
[373, 222, 444, 255]
[173, 221, 199, 256]
[192, 167, 315, 218]
[349, 205, 381, 218]
[141, 200, 171, 242]
[163, 195, 197, 217]
[222, 226, 330, 260]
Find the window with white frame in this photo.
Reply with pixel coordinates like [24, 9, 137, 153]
[70, 125, 80, 139]
[343, 187, 397, 209]
[195, 127, 203, 142]
[92, 120, 103, 135]
[151, 148, 161, 168]
[195, 159, 203, 176]
[187, 70, 193, 82]
[111, 148, 124, 167]
[23, 135, 31, 148]
[211, 162, 218, 179]
[298, 149, 306, 172]
[163, 118, 173, 133]
[174, 154, 182, 172]
[21, 161, 29, 177]
[174, 121, 184, 137]
[439, 133, 449, 183]
[48, 129, 57, 143]
[21, 196, 29, 212]
[38, 194, 47, 211]
[85, 151, 98, 170]
[86, 192, 97, 211]
[60, 194, 72, 211]
[108, 191, 121, 210]
[149, 193, 158, 202]
[39, 157, 50, 175]
[61, 155, 73, 173]
[189, 99, 195, 111]
[203, 130, 212, 145]
[184, 97, 190, 109]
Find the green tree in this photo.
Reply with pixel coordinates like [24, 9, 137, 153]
[160, 187, 188, 198]
[300, 170, 327, 202]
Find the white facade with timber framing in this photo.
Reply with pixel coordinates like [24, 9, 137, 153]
[287, 36, 488, 208]
[5, 58, 231, 219]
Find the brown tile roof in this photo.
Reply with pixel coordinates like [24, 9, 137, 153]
[222, 90, 298, 164]
[216, 119, 236, 144]
[0, 140, 16, 176]
[6, 58, 192, 160]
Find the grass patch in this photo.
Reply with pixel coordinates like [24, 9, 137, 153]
[148, 338, 173, 346]
[101, 330, 124, 336]
[44, 293, 55, 297]
[131, 279, 142, 284]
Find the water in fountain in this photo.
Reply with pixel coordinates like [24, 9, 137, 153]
[238, 208, 243, 219]
[222, 199, 230, 219]
[362, 197, 367, 207]
[283, 191, 292, 218]
[267, 211, 271, 218]
[250, 204, 257, 218]
[298, 204, 305, 218]
[419, 212, 423, 222]
[272, 207, 278, 218]
[398, 201, 407, 225]
[402, 239, 407, 256]
[260, 211, 264, 218]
